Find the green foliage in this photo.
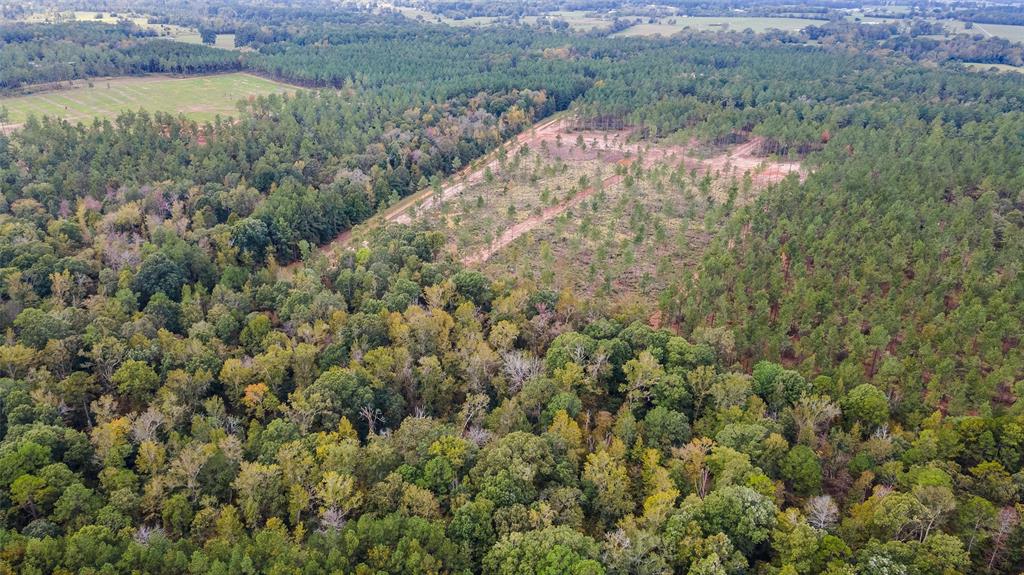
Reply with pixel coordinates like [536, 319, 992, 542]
[483, 526, 605, 575]
[0, 11, 1020, 575]
[842, 384, 890, 429]
[111, 360, 160, 407]
[780, 445, 822, 496]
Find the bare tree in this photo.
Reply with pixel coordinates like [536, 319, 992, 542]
[805, 495, 839, 530]
[465, 425, 491, 447]
[458, 393, 490, 434]
[792, 395, 841, 446]
[319, 507, 348, 532]
[131, 407, 166, 444]
[502, 350, 543, 394]
[134, 525, 164, 545]
[567, 342, 589, 366]
[987, 507, 1019, 571]
[171, 444, 210, 501]
[586, 349, 610, 382]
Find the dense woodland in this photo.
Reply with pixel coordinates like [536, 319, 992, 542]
[0, 4, 1023, 575]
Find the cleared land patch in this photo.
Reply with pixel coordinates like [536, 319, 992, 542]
[276, 114, 567, 279]
[521, 10, 614, 31]
[964, 62, 1024, 73]
[840, 13, 1024, 43]
[365, 117, 805, 300]
[959, 22, 1024, 42]
[0, 73, 294, 128]
[614, 16, 827, 36]
[380, 3, 498, 26]
[281, 115, 804, 299]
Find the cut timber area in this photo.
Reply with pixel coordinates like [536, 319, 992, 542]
[283, 114, 807, 295]
[460, 119, 805, 266]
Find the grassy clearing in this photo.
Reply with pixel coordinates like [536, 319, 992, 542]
[927, 19, 1024, 42]
[964, 62, 1024, 73]
[173, 33, 238, 50]
[959, 22, 1024, 42]
[521, 10, 613, 31]
[0, 73, 294, 126]
[17, 10, 191, 35]
[841, 13, 1024, 43]
[614, 16, 827, 37]
[387, 5, 497, 27]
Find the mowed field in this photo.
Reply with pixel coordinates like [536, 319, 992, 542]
[0, 73, 294, 127]
[964, 62, 1024, 73]
[614, 16, 827, 36]
[950, 21, 1024, 42]
[384, 4, 498, 26]
[521, 10, 613, 31]
[843, 11, 1024, 43]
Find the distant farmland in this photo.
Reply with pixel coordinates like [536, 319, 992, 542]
[614, 16, 827, 36]
[0, 73, 294, 128]
[13, 10, 240, 50]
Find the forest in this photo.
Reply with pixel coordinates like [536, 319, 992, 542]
[0, 2, 1022, 574]
[0, 23, 240, 90]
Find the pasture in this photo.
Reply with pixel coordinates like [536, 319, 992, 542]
[386, 4, 498, 26]
[614, 16, 827, 36]
[521, 10, 613, 31]
[952, 21, 1024, 42]
[0, 73, 294, 128]
[964, 62, 1024, 73]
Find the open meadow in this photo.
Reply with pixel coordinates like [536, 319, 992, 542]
[0, 73, 294, 128]
[521, 10, 614, 30]
[964, 61, 1024, 73]
[842, 11, 1024, 42]
[614, 16, 828, 36]
[950, 20, 1024, 42]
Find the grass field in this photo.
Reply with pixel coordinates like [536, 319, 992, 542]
[954, 21, 1024, 42]
[614, 16, 827, 37]
[173, 33, 238, 50]
[521, 10, 613, 31]
[0, 73, 294, 127]
[386, 4, 497, 27]
[964, 62, 1024, 73]
[914, 19, 1024, 42]
[841, 12, 1024, 43]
